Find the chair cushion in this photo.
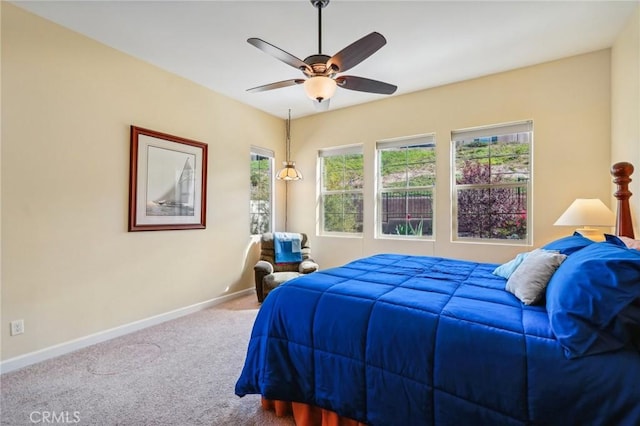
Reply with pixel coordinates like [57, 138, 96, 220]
[264, 272, 301, 292]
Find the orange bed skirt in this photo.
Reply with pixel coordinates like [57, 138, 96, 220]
[261, 398, 366, 426]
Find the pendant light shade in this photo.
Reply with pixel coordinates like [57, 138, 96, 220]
[276, 161, 303, 180]
[276, 109, 302, 181]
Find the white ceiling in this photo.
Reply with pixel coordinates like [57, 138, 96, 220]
[11, 0, 639, 119]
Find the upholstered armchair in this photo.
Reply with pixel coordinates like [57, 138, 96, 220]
[254, 232, 319, 302]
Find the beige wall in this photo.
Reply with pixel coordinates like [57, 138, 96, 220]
[2, 2, 636, 363]
[612, 6, 640, 235]
[1, 4, 284, 361]
[289, 50, 614, 268]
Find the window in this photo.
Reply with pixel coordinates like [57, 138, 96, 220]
[452, 121, 532, 242]
[377, 134, 436, 238]
[250, 147, 274, 235]
[319, 145, 364, 234]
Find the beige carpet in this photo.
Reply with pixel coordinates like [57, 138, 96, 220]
[1, 294, 295, 426]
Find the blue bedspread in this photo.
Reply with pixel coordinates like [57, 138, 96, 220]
[235, 254, 640, 425]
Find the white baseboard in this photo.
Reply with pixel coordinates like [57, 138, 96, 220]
[0, 288, 256, 374]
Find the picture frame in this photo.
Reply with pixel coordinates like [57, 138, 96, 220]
[128, 126, 208, 231]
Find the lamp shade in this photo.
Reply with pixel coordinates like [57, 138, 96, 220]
[304, 76, 337, 102]
[554, 198, 615, 240]
[276, 161, 303, 181]
[554, 198, 615, 227]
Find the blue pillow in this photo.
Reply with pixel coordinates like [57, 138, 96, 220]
[546, 241, 640, 359]
[492, 252, 529, 279]
[541, 232, 594, 255]
[604, 234, 629, 248]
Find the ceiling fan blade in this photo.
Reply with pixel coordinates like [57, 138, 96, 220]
[247, 38, 312, 74]
[326, 32, 387, 73]
[336, 76, 397, 95]
[247, 79, 305, 93]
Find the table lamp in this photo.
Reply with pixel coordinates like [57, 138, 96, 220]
[554, 198, 615, 241]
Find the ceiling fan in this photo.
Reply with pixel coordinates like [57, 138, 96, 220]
[246, 0, 397, 111]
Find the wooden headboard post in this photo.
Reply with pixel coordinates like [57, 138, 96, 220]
[611, 162, 635, 238]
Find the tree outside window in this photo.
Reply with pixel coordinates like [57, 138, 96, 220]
[452, 122, 532, 242]
[377, 135, 436, 238]
[250, 149, 273, 235]
[320, 147, 363, 234]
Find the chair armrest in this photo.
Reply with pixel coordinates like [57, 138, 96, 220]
[254, 260, 274, 275]
[254, 261, 275, 303]
[299, 259, 319, 274]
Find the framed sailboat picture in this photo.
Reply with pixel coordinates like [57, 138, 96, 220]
[128, 126, 208, 231]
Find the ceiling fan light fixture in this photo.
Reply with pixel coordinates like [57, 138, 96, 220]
[304, 76, 337, 102]
[246, 0, 396, 109]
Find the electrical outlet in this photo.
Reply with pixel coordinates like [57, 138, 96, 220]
[10, 320, 24, 336]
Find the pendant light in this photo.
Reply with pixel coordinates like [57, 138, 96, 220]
[276, 109, 303, 181]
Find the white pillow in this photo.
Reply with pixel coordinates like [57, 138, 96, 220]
[619, 236, 640, 250]
[505, 249, 567, 305]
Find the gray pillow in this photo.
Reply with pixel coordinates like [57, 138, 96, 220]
[505, 248, 567, 305]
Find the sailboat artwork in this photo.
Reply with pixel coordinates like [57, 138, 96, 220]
[146, 148, 197, 217]
[129, 126, 207, 232]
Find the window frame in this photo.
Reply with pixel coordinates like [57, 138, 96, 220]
[249, 146, 275, 236]
[318, 144, 364, 236]
[376, 134, 437, 240]
[451, 120, 533, 245]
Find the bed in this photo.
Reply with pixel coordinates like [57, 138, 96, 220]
[235, 162, 640, 426]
